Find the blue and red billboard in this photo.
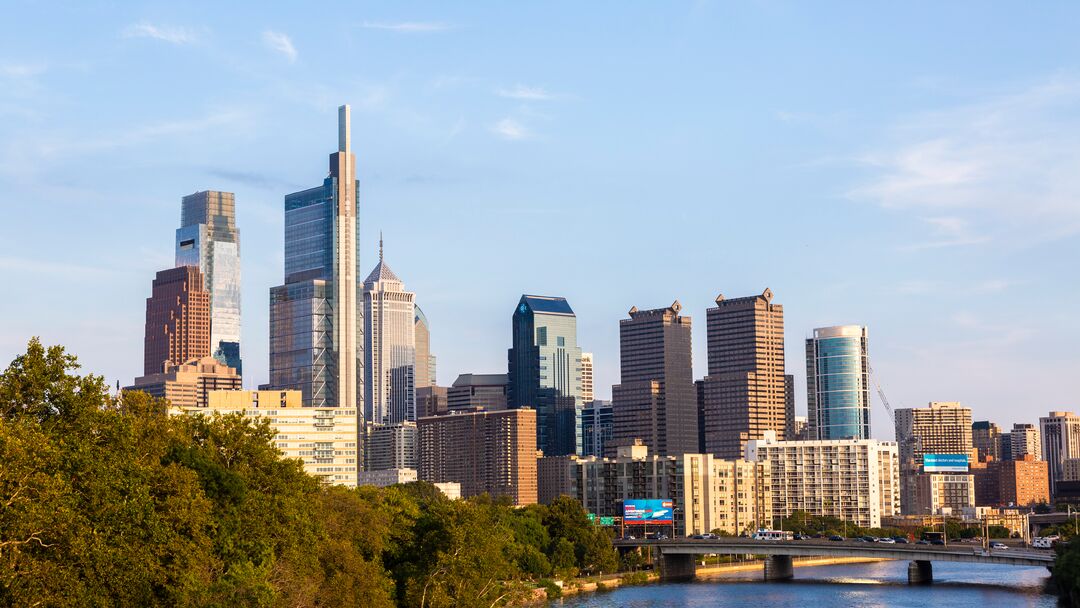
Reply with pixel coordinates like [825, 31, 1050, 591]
[623, 499, 674, 525]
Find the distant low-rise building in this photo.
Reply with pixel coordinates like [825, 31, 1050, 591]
[581, 400, 613, 457]
[447, 373, 508, 411]
[434, 482, 462, 500]
[416, 385, 449, 418]
[358, 468, 418, 487]
[169, 389, 358, 486]
[127, 356, 241, 409]
[746, 431, 899, 529]
[548, 442, 771, 537]
[365, 422, 418, 471]
[912, 472, 975, 515]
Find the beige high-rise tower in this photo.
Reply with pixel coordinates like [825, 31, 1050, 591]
[332, 104, 360, 419]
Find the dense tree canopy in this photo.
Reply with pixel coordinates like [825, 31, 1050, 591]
[0, 339, 619, 607]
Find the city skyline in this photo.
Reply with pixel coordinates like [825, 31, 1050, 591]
[3, 2, 1080, 440]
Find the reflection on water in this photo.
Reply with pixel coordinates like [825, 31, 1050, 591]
[557, 560, 1058, 608]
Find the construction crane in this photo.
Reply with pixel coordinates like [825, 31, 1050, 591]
[866, 360, 895, 423]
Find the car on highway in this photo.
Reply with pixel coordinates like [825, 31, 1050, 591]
[829, 535, 844, 541]
[892, 537, 909, 544]
[990, 542, 1008, 550]
[930, 539, 945, 546]
[860, 536, 876, 543]
[876, 537, 896, 544]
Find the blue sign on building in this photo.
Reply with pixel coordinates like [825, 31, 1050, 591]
[923, 453, 969, 472]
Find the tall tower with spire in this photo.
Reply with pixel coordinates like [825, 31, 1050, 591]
[269, 105, 364, 429]
[363, 235, 416, 425]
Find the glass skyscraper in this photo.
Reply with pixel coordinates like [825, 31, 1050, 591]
[806, 325, 871, 440]
[269, 105, 363, 414]
[175, 190, 242, 375]
[508, 295, 583, 456]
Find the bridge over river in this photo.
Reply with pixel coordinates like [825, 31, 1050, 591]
[613, 537, 1055, 584]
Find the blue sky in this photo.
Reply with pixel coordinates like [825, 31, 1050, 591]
[2, 1, 1079, 439]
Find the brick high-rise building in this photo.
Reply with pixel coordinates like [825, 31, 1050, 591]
[610, 302, 697, 457]
[973, 455, 1050, 507]
[700, 289, 787, 459]
[417, 408, 537, 505]
[143, 266, 211, 376]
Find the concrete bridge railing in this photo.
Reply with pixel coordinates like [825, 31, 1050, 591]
[612, 538, 1055, 585]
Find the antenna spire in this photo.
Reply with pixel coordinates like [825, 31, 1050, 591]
[379, 231, 384, 262]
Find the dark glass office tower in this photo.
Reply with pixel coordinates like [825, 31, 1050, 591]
[610, 301, 697, 457]
[508, 295, 583, 456]
[175, 190, 242, 375]
[269, 105, 363, 414]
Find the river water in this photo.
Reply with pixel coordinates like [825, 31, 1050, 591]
[557, 560, 1058, 607]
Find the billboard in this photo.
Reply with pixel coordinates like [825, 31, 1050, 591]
[623, 499, 674, 525]
[923, 453, 969, 473]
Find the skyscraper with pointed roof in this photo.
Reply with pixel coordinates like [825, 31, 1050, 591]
[364, 235, 416, 425]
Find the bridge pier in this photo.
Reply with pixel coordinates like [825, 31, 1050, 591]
[659, 552, 696, 582]
[907, 560, 933, 585]
[764, 555, 794, 581]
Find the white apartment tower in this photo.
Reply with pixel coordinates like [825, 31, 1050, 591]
[1040, 412, 1080, 495]
[746, 431, 900, 529]
[581, 352, 594, 404]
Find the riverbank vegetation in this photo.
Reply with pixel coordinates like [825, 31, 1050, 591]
[0, 339, 617, 607]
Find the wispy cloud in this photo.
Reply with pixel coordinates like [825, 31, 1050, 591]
[122, 22, 200, 45]
[360, 21, 453, 33]
[491, 118, 531, 141]
[900, 216, 990, 251]
[1, 109, 249, 177]
[0, 64, 47, 78]
[891, 277, 1018, 296]
[262, 31, 297, 63]
[496, 84, 562, 101]
[850, 76, 1080, 247]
